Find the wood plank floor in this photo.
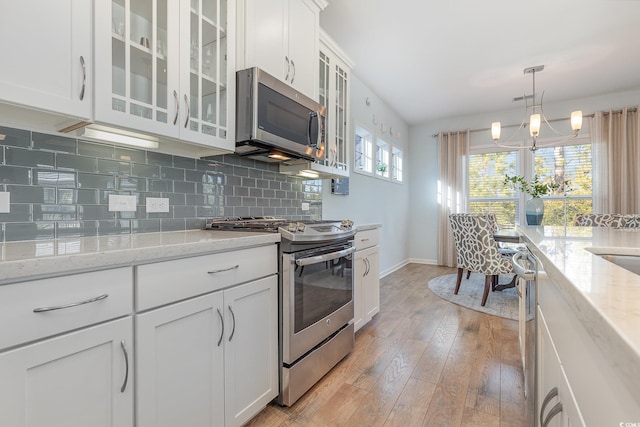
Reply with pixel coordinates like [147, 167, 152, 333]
[246, 263, 526, 427]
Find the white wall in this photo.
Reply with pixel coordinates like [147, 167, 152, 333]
[322, 75, 410, 276]
[408, 88, 640, 264]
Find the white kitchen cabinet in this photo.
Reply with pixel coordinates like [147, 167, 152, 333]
[353, 228, 380, 332]
[94, 0, 235, 153]
[239, 0, 325, 99]
[317, 29, 352, 176]
[536, 267, 640, 426]
[537, 308, 584, 427]
[135, 250, 278, 427]
[0, 0, 92, 120]
[0, 317, 133, 427]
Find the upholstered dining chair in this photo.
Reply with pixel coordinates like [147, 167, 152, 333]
[449, 213, 515, 306]
[574, 213, 640, 228]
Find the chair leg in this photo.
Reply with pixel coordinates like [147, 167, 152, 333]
[466, 270, 471, 280]
[481, 275, 491, 306]
[491, 275, 497, 292]
[455, 268, 464, 294]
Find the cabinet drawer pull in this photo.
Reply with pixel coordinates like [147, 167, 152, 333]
[228, 305, 236, 342]
[216, 308, 224, 347]
[360, 238, 370, 242]
[207, 264, 239, 274]
[33, 293, 109, 313]
[79, 56, 86, 101]
[120, 340, 129, 393]
[290, 59, 295, 84]
[173, 90, 179, 125]
[183, 94, 190, 128]
[542, 402, 563, 427]
[539, 387, 558, 426]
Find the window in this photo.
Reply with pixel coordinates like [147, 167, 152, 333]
[468, 150, 519, 226]
[467, 139, 592, 226]
[532, 142, 592, 226]
[392, 146, 403, 182]
[375, 138, 390, 178]
[354, 126, 373, 174]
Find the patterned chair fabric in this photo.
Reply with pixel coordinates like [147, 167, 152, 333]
[449, 214, 515, 306]
[574, 213, 640, 228]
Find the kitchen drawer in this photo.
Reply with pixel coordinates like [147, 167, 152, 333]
[136, 244, 277, 311]
[0, 268, 133, 351]
[355, 229, 379, 251]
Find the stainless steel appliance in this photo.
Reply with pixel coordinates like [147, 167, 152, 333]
[205, 217, 356, 406]
[512, 249, 538, 426]
[235, 67, 326, 162]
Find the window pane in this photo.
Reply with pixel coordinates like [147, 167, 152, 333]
[354, 127, 373, 173]
[375, 138, 389, 178]
[392, 146, 403, 182]
[469, 151, 518, 198]
[469, 200, 517, 227]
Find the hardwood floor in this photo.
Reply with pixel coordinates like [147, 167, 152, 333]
[246, 263, 526, 427]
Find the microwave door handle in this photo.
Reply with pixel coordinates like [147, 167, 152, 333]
[308, 111, 320, 148]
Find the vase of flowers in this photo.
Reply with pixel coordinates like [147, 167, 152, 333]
[503, 174, 570, 225]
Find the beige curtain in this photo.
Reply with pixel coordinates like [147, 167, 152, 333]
[591, 107, 640, 213]
[437, 130, 469, 267]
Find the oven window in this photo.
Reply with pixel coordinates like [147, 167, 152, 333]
[293, 254, 353, 333]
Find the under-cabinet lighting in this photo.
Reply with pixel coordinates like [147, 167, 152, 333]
[268, 152, 291, 161]
[297, 170, 319, 179]
[79, 127, 159, 149]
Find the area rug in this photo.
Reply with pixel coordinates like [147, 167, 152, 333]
[427, 273, 518, 320]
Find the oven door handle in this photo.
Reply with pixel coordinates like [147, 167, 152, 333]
[295, 246, 355, 267]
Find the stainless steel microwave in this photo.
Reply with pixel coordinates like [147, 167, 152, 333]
[235, 67, 326, 162]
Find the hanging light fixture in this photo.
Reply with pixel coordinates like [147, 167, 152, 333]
[491, 65, 582, 151]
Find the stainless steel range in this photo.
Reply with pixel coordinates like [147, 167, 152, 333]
[205, 217, 356, 406]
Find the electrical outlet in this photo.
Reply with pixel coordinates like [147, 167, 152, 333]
[0, 192, 10, 213]
[147, 197, 170, 213]
[108, 195, 137, 212]
[301, 202, 310, 211]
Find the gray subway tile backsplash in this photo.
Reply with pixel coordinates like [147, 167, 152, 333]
[0, 125, 322, 242]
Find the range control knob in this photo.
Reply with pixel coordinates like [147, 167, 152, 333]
[296, 222, 306, 232]
[340, 219, 354, 229]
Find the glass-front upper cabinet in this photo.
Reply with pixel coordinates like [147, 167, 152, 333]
[316, 30, 352, 177]
[94, 0, 235, 152]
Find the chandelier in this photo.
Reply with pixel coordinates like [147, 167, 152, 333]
[491, 65, 583, 151]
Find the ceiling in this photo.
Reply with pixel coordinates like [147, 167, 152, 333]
[319, 0, 640, 125]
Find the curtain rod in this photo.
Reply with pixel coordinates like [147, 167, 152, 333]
[431, 107, 637, 138]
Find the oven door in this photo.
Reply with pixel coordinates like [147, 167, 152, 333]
[282, 242, 355, 365]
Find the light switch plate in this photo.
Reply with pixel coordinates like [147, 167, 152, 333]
[146, 197, 170, 213]
[0, 192, 10, 213]
[301, 202, 310, 211]
[108, 195, 137, 212]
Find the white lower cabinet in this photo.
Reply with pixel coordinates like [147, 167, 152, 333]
[353, 228, 380, 332]
[0, 317, 133, 427]
[136, 274, 278, 427]
[536, 267, 640, 426]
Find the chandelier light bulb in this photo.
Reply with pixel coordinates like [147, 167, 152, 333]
[571, 110, 583, 133]
[529, 113, 541, 137]
[491, 122, 501, 141]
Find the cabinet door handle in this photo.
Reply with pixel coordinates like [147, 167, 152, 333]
[542, 402, 563, 427]
[228, 305, 236, 342]
[33, 293, 109, 312]
[120, 340, 129, 393]
[207, 264, 239, 274]
[285, 56, 290, 81]
[216, 308, 224, 347]
[290, 59, 295, 84]
[539, 387, 559, 426]
[183, 94, 190, 128]
[365, 258, 370, 276]
[173, 90, 179, 125]
[79, 56, 86, 101]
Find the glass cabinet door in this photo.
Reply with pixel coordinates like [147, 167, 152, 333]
[333, 62, 348, 170]
[180, 0, 233, 148]
[109, 0, 177, 135]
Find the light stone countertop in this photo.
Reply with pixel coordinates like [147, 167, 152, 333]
[0, 230, 280, 285]
[355, 223, 382, 232]
[518, 225, 640, 399]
